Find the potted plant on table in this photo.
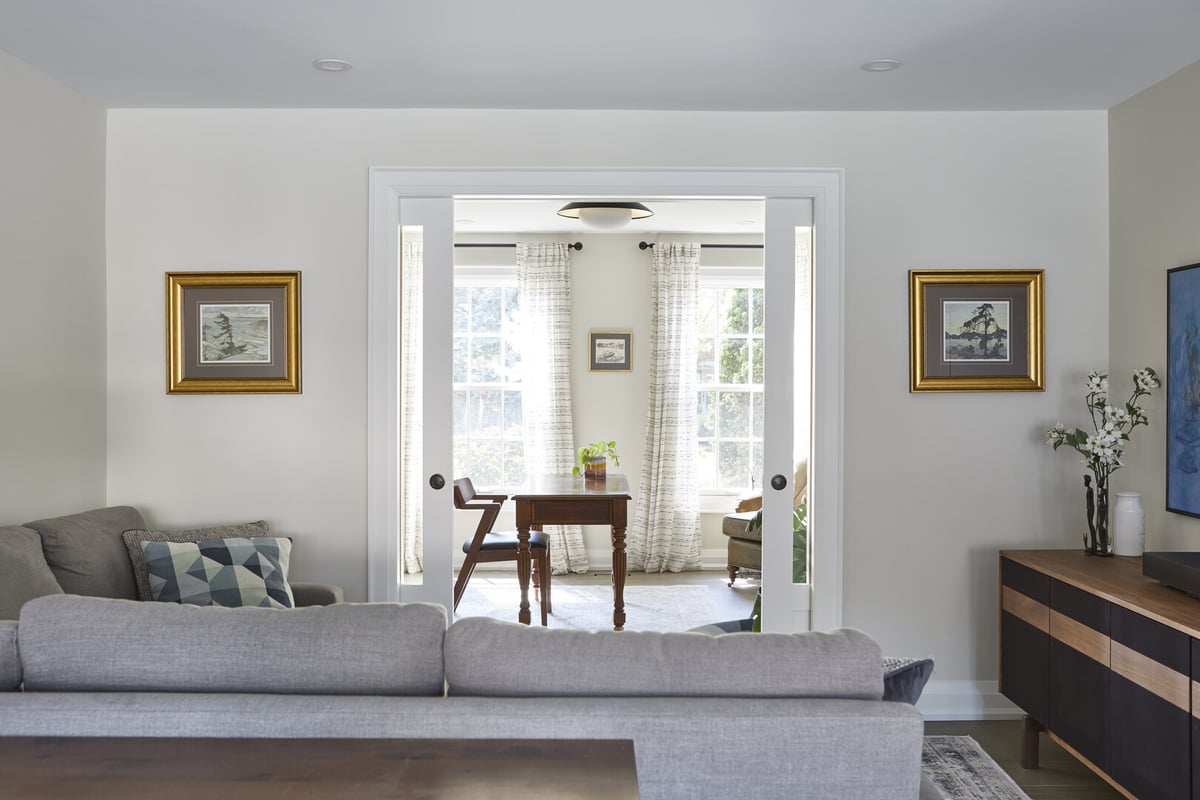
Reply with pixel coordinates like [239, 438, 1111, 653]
[573, 440, 620, 480]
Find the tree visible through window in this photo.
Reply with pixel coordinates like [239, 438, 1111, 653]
[452, 283, 525, 488]
[697, 283, 764, 492]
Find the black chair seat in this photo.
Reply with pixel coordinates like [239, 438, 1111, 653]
[463, 530, 549, 554]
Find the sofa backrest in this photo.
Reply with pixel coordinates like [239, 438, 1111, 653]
[18, 595, 448, 696]
[23, 506, 147, 600]
[0, 621, 19, 690]
[444, 617, 884, 699]
[0, 525, 64, 620]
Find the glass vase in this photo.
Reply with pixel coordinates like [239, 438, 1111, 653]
[1084, 472, 1112, 556]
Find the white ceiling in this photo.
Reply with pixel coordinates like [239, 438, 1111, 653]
[2, 0, 1200, 112]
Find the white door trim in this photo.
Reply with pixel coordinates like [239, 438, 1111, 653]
[366, 167, 844, 631]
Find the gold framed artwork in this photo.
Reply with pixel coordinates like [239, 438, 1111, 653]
[166, 271, 301, 394]
[589, 331, 632, 372]
[909, 269, 1044, 393]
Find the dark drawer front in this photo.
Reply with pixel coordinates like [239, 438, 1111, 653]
[1000, 558, 1050, 724]
[1002, 558, 1050, 604]
[1048, 579, 1110, 772]
[1109, 606, 1190, 800]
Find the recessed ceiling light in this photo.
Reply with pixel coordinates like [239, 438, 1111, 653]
[455, 219, 475, 225]
[861, 59, 902, 72]
[313, 58, 352, 73]
[736, 220, 757, 226]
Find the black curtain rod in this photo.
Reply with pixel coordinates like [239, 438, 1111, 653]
[638, 241, 762, 250]
[455, 242, 583, 250]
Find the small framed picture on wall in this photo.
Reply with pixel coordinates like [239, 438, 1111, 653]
[908, 269, 1044, 392]
[589, 331, 632, 372]
[166, 270, 302, 394]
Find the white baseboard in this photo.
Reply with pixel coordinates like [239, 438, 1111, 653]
[917, 679, 1023, 721]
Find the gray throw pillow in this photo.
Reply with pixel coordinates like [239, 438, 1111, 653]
[122, 520, 270, 601]
[883, 656, 935, 704]
[0, 526, 64, 619]
[141, 537, 294, 609]
[24, 506, 147, 599]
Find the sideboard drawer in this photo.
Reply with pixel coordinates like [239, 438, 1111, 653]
[1000, 557, 1050, 724]
[1109, 605, 1190, 800]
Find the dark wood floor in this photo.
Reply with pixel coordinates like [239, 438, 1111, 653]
[924, 720, 1124, 800]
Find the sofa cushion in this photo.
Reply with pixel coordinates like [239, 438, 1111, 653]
[24, 506, 146, 599]
[122, 520, 270, 601]
[141, 536, 294, 609]
[19, 595, 448, 695]
[0, 525, 63, 619]
[0, 621, 19, 690]
[445, 617, 883, 699]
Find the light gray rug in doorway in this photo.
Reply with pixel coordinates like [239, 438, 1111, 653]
[923, 736, 1032, 800]
[454, 584, 718, 631]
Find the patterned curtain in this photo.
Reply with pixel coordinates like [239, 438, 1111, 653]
[517, 242, 587, 574]
[627, 242, 702, 572]
[400, 239, 423, 574]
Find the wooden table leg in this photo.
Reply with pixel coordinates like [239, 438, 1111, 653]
[1021, 715, 1043, 770]
[611, 524, 627, 631]
[516, 526, 532, 626]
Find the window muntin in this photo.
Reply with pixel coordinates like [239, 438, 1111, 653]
[697, 279, 765, 493]
[452, 278, 525, 488]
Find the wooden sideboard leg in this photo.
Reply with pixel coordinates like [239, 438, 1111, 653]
[1021, 715, 1043, 770]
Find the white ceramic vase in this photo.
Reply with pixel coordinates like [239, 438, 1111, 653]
[1112, 492, 1145, 556]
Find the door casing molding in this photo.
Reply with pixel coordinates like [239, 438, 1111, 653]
[366, 167, 844, 631]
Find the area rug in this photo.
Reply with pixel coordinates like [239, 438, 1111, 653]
[923, 736, 1032, 800]
[454, 584, 718, 631]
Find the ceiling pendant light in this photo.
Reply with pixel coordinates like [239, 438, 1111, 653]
[557, 201, 654, 230]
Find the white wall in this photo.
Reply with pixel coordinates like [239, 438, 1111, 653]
[105, 109, 1108, 700]
[1110, 60, 1200, 549]
[0, 50, 107, 521]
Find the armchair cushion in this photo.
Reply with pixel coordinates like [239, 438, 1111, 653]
[0, 525, 63, 619]
[142, 537, 295, 609]
[24, 506, 146, 599]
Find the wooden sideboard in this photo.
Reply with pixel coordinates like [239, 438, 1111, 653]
[999, 550, 1200, 800]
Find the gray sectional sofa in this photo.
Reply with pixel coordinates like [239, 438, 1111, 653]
[0, 595, 928, 800]
[0, 506, 342, 619]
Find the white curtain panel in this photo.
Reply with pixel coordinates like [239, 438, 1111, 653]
[517, 242, 587, 574]
[628, 242, 702, 572]
[400, 239, 424, 574]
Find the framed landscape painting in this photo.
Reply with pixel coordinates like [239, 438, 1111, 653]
[166, 271, 301, 394]
[1168, 263, 1200, 516]
[589, 331, 632, 372]
[908, 269, 1045, 392]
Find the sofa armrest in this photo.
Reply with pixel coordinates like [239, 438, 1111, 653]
[290, 582, 344, 606]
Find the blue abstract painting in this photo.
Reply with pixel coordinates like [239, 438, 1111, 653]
[1168, 264, 1200, 516]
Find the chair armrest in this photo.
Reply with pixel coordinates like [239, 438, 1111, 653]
[290, 581, 344, 606]
[471, 493, 508, 502]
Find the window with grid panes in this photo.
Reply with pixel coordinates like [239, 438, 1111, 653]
[452, 280, 525, 488]
[696, 280, 764, 493]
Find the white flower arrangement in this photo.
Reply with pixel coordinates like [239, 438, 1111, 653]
[1045, 368, 1159, 477]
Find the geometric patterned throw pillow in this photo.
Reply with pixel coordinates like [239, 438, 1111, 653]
[122, 521, 272, 601]
[141, 537, 295, 609]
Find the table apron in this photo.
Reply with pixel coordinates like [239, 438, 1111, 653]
[517, 499, 625, 527]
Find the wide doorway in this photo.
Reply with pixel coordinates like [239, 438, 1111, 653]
[367, 169, 844, 633]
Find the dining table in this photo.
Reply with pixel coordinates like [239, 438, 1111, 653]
[510, 473, 632, 630]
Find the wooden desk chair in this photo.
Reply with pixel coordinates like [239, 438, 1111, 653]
[452, 477, 551, 626]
